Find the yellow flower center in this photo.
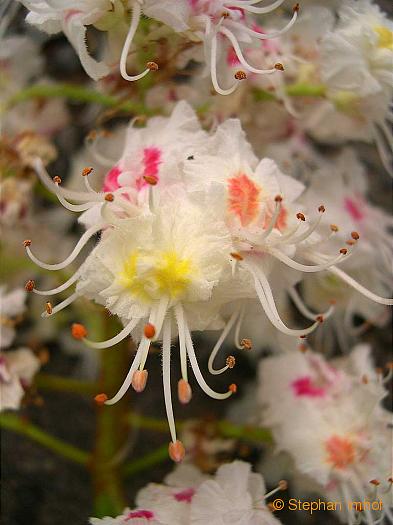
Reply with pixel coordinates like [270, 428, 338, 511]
[119, 250, 192, 302]
[374, 25, 393, 50]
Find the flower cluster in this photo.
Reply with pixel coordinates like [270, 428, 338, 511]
[24, 101, 392, 461]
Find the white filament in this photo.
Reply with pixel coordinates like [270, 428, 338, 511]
[33, 269, 81, 296]
[120, 2, 150, 82]
[162, 317, 177, 444]
[41, 292, 79, 318]
[84, 317, 139, 349]
[208, 310, 239, 375]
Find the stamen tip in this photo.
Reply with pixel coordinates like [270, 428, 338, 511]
[132, 369, 148, 393]
[82, 166, 93, 176]
[146, 61, 159, 71]
[296, 212, 305, 221]
[143, 323, 156, 339]
[293, 3, 300, 12]
[168, 440, 185, 463]
[226, 355, 236, 369]
[234, 70, 247, 80]
[369, 479, 380, 486]
[274, 63, 284, 71]
[71, 323, 88, 340]
[94, 393, 108, 405]
[330, 224, 339, 232]
[23, 239, 32, 247]
[104, 193, 114, 202]
[178, 379, 192, 404]
[230, 252, 244, 261]
[316, 315, 324, 323]
[143, 175, 158, 186]
[240, 338, 252, 350]
[52, 176, 62, 184]
[279, 480, 288, 491]
[45, 302, 53, 315]
[274, 195, 283, 203]
[318, 205, 325, 213]
[228, 383, 237, 394]
[25, 279, 35, 292]
[351, 231, 360, 240]
[339, 248, 348, 255]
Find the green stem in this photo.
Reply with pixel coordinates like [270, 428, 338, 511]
[253, 83, 326, 102]
[3, 84, 155, 116]
[35, 373, 97, 396]
[0, 412, 91, 466]
[92, 315, 130, 518]
[123, 445, 169, 478]
[126, 413, 272, 444]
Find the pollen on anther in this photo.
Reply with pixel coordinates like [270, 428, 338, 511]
[105, 193, 114, 202]
[146, 61, 159, 71]
[226, 355, 236, 369]
[275, 195, 283, 202]
[230, 252, 244, 261]
[369, 479, 380, 486]
[94, 393, 108, 405]
[23, 239, 32, 247]
[340, 248, 348, 255]
[240, 338, 252, 350]
[72, 323, 88, 340]
[316, 315, 324, 323]
[346, 240, 356, 246]
[330, 224, 339, 232]
[144, 323, 156, 339]
[234, 70, 247, 80]
[318, 205, 326, 213]
[296, 212, 305, 221]
[143, 175, 158, 186]
[82, 167, 93, 176]
[351, 231, 360, 240]
[293, 3, 300, 12]
[52, 176, 62, 184]
[228, 383, 237, 394]
[25, 280, 35, 292]
[274, 63, 285, 71]
[46, 302, 53, 315]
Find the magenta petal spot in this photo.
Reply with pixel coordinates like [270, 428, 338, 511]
[143, 147, 161, 179]
[103, 165, 122, 192]
[125, 509, 155, 521]
[291, 376, 326, 398]
[227, 47, 240, 66]
[344, 197, 364, 222]
[174, 487, 195, 503]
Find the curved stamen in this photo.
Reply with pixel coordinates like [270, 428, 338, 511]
[269, 248, 346, 273]
[227, 8, 298, 40]
[83, 173, 96, 193]
[289, 287, 334, 321]
[25, 222, 105, 271]
[259, 197, 282, 241]
[32, 269, 81, 296]
[41, 291, 79, 318]
[208, 310, 239, 375]
[210, 34, 240, 95]
[56, 192, 99, 212]
[104, 340, 145, 405]
[220, 27, 278, 75]
[32, 157, 104, 202]
[326, 265, 393, 306]
[244, 260, 321, 336]
[234, 303, 246, 349]
[120, 2, 151, 82]
[175, 304, 233, 400]
[227, 0, 285, 14]
[162, 317, 177, 444]
[84, 317, 139, 349]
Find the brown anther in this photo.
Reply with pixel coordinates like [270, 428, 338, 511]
[23, 239, 32, 247]
[131, 369, 148, 393]
[296, 212, 306, 221]
[143, 175, 158, 186]
[346, 240, 356, 246]
[226, 355, 236, 369]
[293, 3, 300, 12]
[278, 480, 288, 491]
[329, 298, 337, 305]
[168, 440, 185, 463]
[351, 231, 360, 240]
[318, 205, 326, 213]
[234, 70, 247, 80]
[228, 383, 237, 394]
[275, 194, 283, 202]
[45, 302, 53, 315]
[362, 375, 369, 384]
[340, 248, 348, 255]
[52, 176, 62, 184]
[146, 61, 159, 71]
[82, 167, 93, 176]
[143, 323, 156, 339]
[330, 224, 339, 232]
[369, 479, 380, 486]
[25, 280, 35, 292]
[178, 379, 192, 404]
[299, 343, 308, 353]
[240, 338, 252, 350]
[316, 315, 324, 323]
[221, 11, 230, 17]
[388, 477, 393, 484]
[300, 335, 307, 339]
[94, 393, 108, 405]
[71, 323, 88, 340]
[104, 193, 114, 202]
[230, 252, 244, 261]
[274, 62, 284, 71]
[86, 130, 97, 141]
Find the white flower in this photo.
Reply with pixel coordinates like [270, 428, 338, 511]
[0, 348, 40, 411]
[0, 287, 26, 348]
[259, 346, 393, 525]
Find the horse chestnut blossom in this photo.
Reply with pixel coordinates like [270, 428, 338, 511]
[259, 346, 393, 525]
[90, 461, 285, 524]
[24, 103, 392, 461]
[19, 0, 299, 94]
